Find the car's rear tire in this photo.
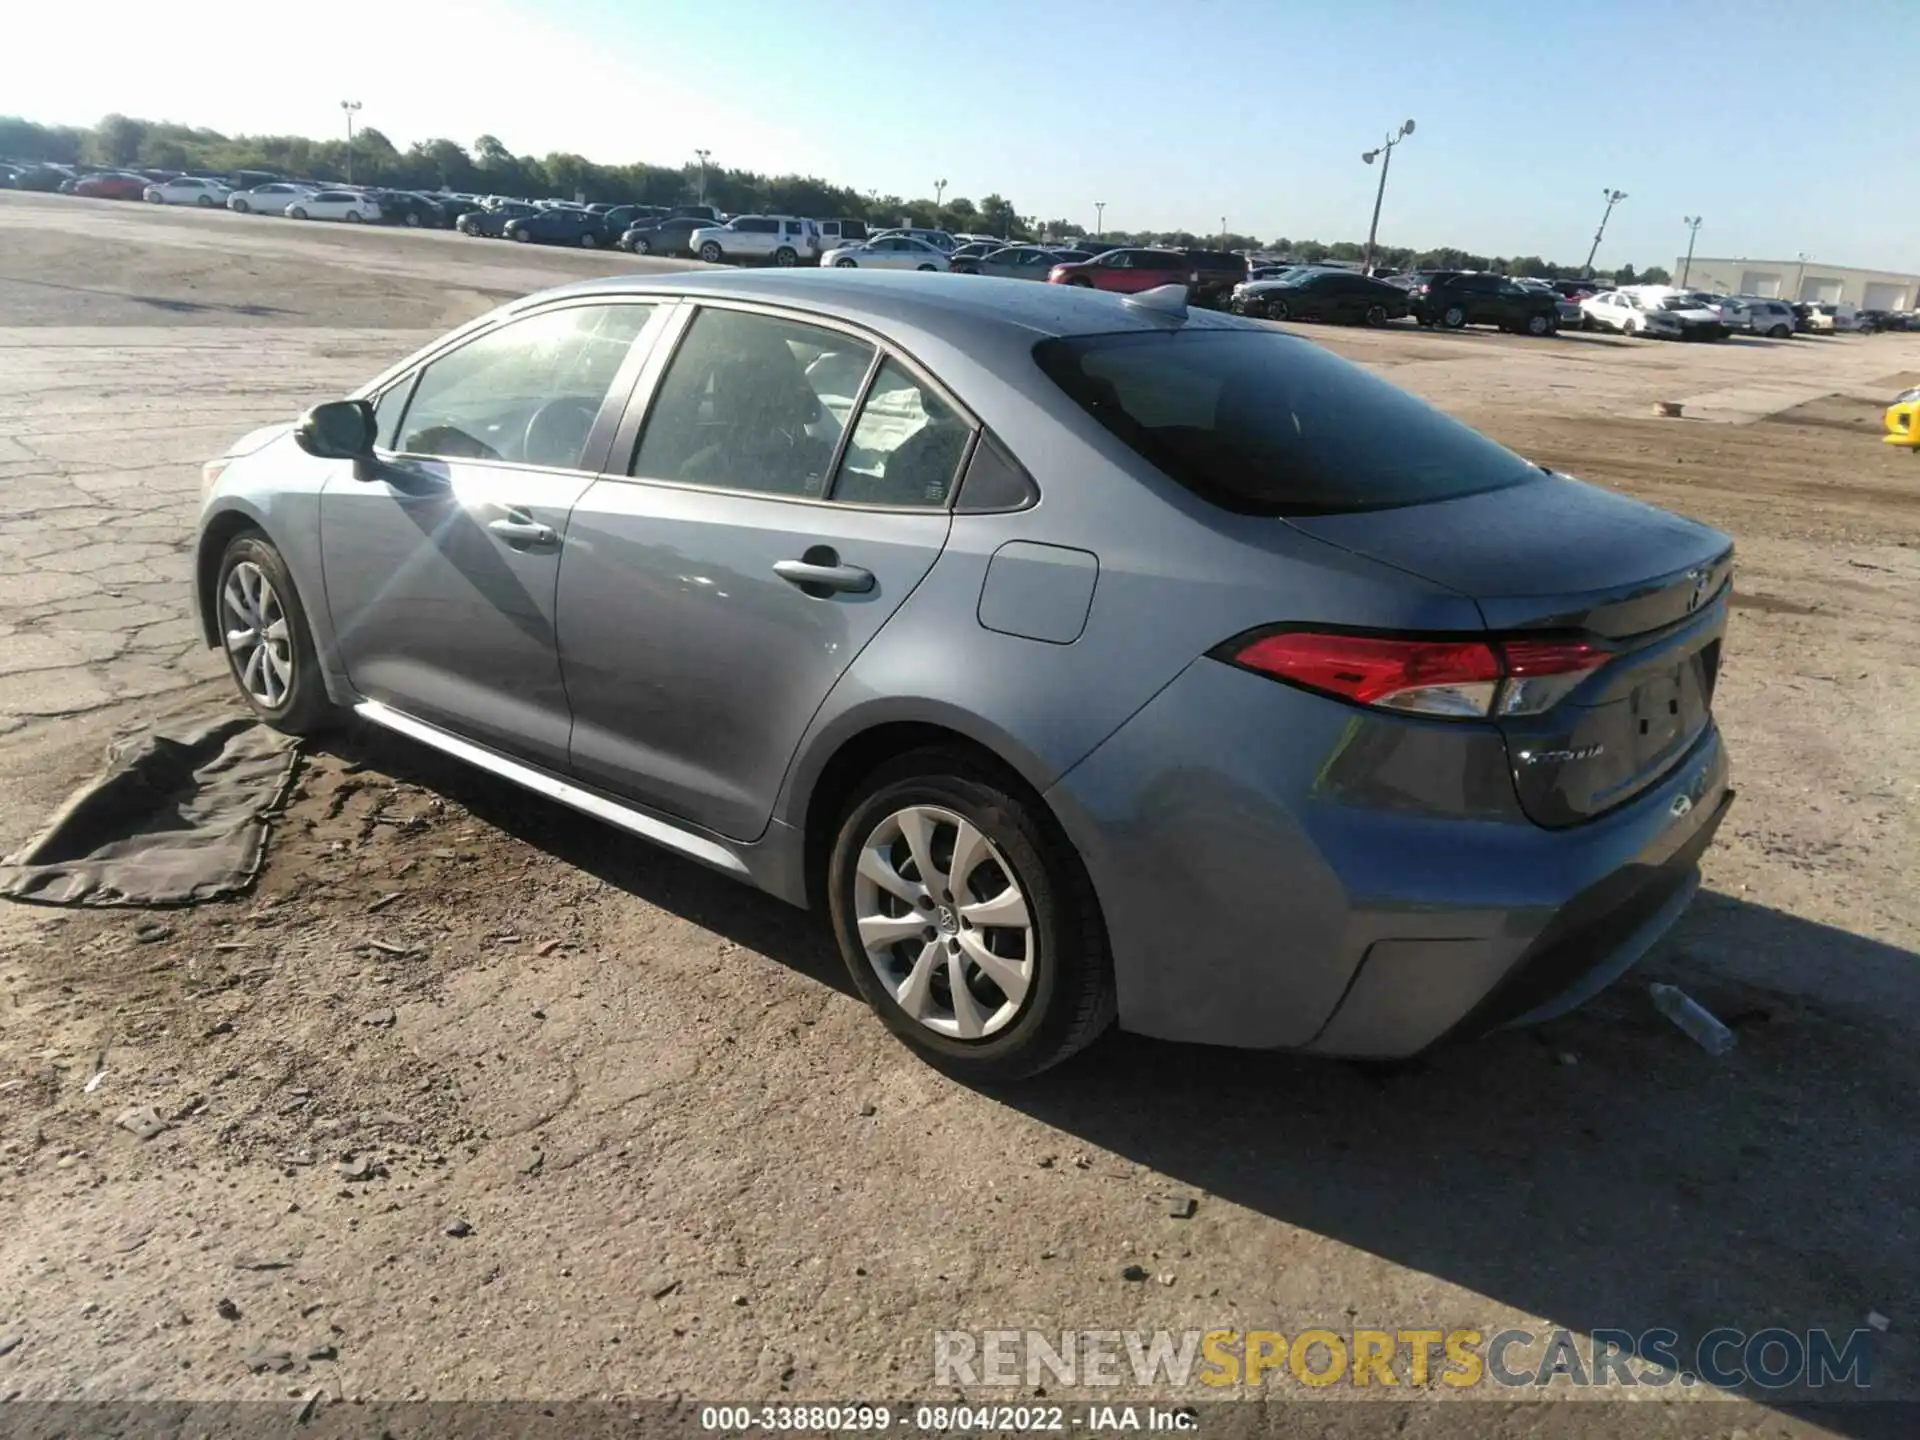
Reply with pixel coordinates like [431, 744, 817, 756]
[917, 263, 936, 271]
[580, 232, 597, 248]
[214, 533, 335, 737]
[834, 257, 857, 268]
[828, 748, 1114, 1082]
[403, 211, 420, 226]
[197, 194, 216, 208]
[1525, 312, 1550, 336]
[510, 228, 529, 242]
[231, 198, 250, 214]
[345, 211, 363, 223]
[1441, 305, 1467, 329]
[1768, 324, 1789, 339]
[774, 246, 797, 266]
[1364, 303, 1388, 327]
[1269, 298, 1291, 321]
[699, 242, 723, 263]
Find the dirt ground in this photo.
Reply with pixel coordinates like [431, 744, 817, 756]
[0, 192, 1916, 1435]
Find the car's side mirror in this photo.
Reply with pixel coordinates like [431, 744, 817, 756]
[294, 399, 377, 461]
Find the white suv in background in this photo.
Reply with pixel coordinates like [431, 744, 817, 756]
[688, 215, 820, 266]
[1803, 302, 1860, 332]
[1728, 297, 1797, 338]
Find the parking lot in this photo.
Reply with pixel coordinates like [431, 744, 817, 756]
[1, 190, 1916, 1426]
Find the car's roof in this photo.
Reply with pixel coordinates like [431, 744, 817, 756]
[527, 269, 1256, 346]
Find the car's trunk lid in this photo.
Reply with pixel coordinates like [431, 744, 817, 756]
[1288, 473, 1733, 826]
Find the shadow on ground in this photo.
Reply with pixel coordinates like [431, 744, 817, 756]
[321, 723, 1918, 1433]
[0, 274, 298, 318]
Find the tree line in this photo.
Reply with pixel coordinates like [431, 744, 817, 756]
[0, 114, 1670, 282]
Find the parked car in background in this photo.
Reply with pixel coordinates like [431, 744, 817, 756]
[1048, 248, 1193, 294]
[869, 227, 957, 253]
[1802, 302, 1860, 332]
[816, 218, 869, 250]
[1231, 269, 1410, 325]
[1510, 278, 1580, 326]
[820, 235, 950, 270]
[286, 190, 379, 223]
[592, 204, 662, 238]
[72, 171, 151, 201]
[690, 215, 820, 266]
[195, 270, 1736, 1080]
[1186, 249, 1250, 308]
[504, 205, 608, 247]
[145, 175, 232, 207]
[227, 181, 317, 214]
[945, 242, 1003, 268]
[364, 191, 445, 228]
[618, 214, 711, 256]
[1407, 272, 1560, 335]
[1724, 297, 1796, 337]
[458, 201, 538, 237]
[14, 164, 77, 192]
[1580, 290, 1726, 340]
[672, 204, 726, 224]
[959, 245, 1090, 281]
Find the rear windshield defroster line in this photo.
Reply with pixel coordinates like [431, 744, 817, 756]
[1033, 330, 1542, 517]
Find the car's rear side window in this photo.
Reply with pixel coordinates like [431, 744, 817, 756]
[1032, 329, 1540, 516]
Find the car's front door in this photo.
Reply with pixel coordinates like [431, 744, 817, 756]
[320, 300, 662, 769]
[556, 302, 968, 840]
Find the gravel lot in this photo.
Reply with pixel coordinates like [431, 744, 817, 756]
[0, 192, 1916, 1433]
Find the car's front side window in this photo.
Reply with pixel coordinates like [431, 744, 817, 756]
[393, 303, 654, 470]
[631, 308, 875, 499]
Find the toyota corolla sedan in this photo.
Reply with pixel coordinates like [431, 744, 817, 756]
[195, 271, 1734, 1081]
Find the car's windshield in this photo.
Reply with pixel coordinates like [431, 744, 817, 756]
[1033, 329, 1540, 516]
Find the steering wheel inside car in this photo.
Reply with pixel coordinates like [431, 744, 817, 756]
[522, 396, 602, 469]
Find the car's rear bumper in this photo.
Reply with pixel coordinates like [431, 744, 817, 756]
[1046, 658, 1733, 1056]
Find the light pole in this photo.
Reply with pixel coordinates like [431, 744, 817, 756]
[934, 177, 947, 211]
[1680, 216, 1702, 287]
[1094, 201, 1104, 240]
[1583, 188, 1627, 278]
[340, 100, 361, 185]
[1793, 251, 1812, 302]
[694, 149, 711, 205]
[1220, 216, 1227, 246]
[1360, 118, 1416, 275]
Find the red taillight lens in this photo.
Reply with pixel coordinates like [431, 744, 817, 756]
[1224, 631, 1609, 719]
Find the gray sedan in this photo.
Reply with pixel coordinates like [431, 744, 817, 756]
[963, 245, 1090, 281]
[195, 271, 1735, 1080]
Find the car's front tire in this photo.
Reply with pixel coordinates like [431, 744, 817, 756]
[834, 257, 857, 268]
[231, 198, 250, 214]
[773, 246, 797, 266]
[1525, 312, 1551, 336]
[632, 237, 651, 254]
[197, 194, 216, 208]
[214, 533, 334, 736]
[289, 206, 307, 220]
[345, 211, 363, 223]
[828, 749, 1114, 1082]
[1768, 323, 1790, 339]
[580, 232, 597, 248]
[699, 242, 723, 263]
[1441, 304, 1467, 329]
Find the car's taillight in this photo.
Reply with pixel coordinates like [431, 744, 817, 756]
[1219, 630, 1609, 719]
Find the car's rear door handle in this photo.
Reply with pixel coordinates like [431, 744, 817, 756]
[488, 515, 557, 548]
[774, 558, 874, 594]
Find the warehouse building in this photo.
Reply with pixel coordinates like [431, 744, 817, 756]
[1674, 257, 1917, 310]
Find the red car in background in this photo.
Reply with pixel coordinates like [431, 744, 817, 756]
[1047, 248, 1193, 294]
[73, 172, 150, 201]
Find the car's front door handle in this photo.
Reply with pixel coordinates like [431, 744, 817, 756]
[488, 516, 557, 548]
[774, 558, 875, 594]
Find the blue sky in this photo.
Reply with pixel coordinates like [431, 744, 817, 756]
[15, 0, 1915, 271]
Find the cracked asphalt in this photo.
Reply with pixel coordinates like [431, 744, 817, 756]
[0, 193, 1916, 1434]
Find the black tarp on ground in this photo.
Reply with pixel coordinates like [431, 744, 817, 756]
[0, 712, 299, 907]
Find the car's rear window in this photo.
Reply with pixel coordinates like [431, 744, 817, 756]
[1032, 329, 1540, 516]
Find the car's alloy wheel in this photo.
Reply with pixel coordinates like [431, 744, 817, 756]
[829, 751, 1114, 1080]
[1269, 298, 1291, 320]
[1526, 313, 1550, 336]
[197, 194, 215, 207]
[289, 207, 307, 220]
[580, 232, 597, 248]
[1442, 305, 1466, 328]
[699, 242, 722, 263]
[403, 212, 419, 226]
[510, 228, 528, 242]
[774, 246, 796, 266]
[215, 535, 332, 735]
[834, 257, 857, 268]
[1769, 324, 1789, 339]
[1364, 303, 1388, 327]
[917, 263, 936, 271]
[232, 198, 250, 214]
[633, 238, 651, 254]
[345, 211, 362, 223]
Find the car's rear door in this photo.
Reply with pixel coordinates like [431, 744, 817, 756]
[555, 301, 968, 841]
[320, 299, 665, 770]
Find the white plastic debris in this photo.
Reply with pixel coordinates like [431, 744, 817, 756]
[1648, 983, 1736, 1056]
[83, 1070, 107, 1094]
[1867, 1312, 1891, 1333]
